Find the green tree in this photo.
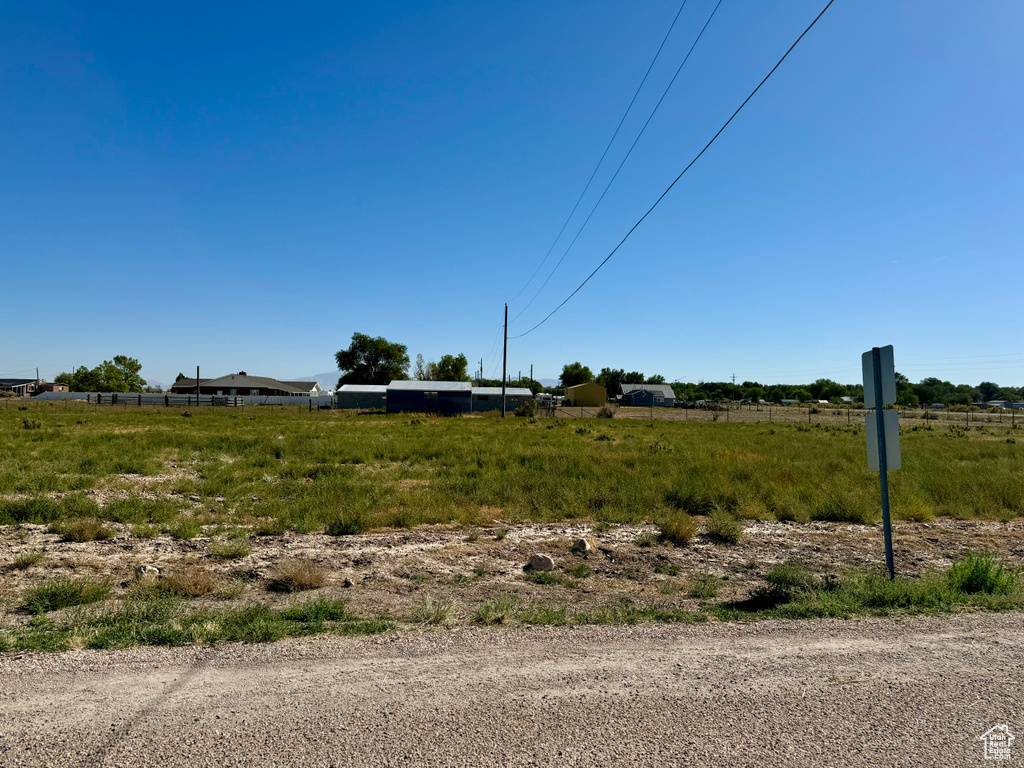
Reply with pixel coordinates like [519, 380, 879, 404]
[645, 374, 666, 384]
[809, 378, 844, 401]
[335, 333, 410, 386]
[791, 389, 812, 402]
[623, 371, 645, 384]
[978, 381, 1000, 401]
[596, 368, 625, 399]
[559, 362, 593, 388]
[54, 356, 145, 392]
[433, 353, 471, 382]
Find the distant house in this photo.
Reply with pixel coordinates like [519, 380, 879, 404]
[840, 396, 855, 404]
[386, 380, 472, 414]
[335, 384, 387, 410]
[471, 386, 533, 412]
[36, 382, 69, 394]
[780, 399, 800, 406]
[0, 378, 41, 396]
[618, 383, 675, 408]
[170, 372, 321, 397]
[564, 382, 606, 407]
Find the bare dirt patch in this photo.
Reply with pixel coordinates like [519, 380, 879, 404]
[2, 519, 1021, 629]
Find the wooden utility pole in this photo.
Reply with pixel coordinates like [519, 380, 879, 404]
[501, 304, 508, 417]
[196, 366, 200, 406]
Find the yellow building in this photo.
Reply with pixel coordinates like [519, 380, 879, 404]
[564, 382, 607, 407]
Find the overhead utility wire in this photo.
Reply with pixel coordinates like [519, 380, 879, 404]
[510, 0, 835, 340]
[511, 0, 723, 324]
[506, 0, 690, 305]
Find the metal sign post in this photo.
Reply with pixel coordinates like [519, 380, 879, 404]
[862, 345, 899, 579]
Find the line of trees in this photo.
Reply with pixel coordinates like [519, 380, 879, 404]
[670, 377, 1021, 407]
[54, 356, 147, 393]
[554, 360, 1021, 407]
[335, 333, 476, 387]
[333, 335, 1020, 406]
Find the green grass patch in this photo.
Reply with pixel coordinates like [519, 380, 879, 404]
[1, 595, 392, 652]
[21, 577, 110, 613]
[0, 405, 1020, 540]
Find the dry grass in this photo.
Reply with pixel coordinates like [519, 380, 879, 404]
[658, 513, 700, 545]
[268, 560, 328, 593]
[51, 518, 116, 543]
[161, 567, 218, 597]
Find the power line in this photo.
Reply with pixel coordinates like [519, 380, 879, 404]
[510, 0, 835, 340]
[506, 0, 690, 307]
[511, 0, 723, 325]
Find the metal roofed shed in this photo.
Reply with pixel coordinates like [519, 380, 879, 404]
[618, 383, 675, 407]
[471, 386, 533, 412]
[386, 380, 472, 414]
[335, 384, 387, 410]
[564, 382, 607, 407]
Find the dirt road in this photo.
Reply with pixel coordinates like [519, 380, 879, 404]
[1, 613, 1020, 767]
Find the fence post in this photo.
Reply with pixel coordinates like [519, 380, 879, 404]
[808, 407, 811, 423]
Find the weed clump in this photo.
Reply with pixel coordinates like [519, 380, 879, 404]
[22, 577, 110, 613]
[9, 549, 45, 570]
[705, 511, 744, 544]
[51, 518, 115, 543]
[325, 512, 366, 537]
[268, 560, 328, 592]
[208, 538, 252, 560]
[413, 595, 453, 625]
[687, 571, 719, 600]
[473, 594, 518, 625]
[595, 404, 617, 419]
[658, 513, 699, 545]
[946, 551, 1018, 595]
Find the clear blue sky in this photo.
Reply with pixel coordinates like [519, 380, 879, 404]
[3, 1, 1022, 388]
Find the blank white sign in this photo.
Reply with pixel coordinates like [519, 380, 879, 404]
[862, 345, 896, 409]
[866, 409, 901, 471]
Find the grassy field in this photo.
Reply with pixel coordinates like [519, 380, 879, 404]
[1, 401, 1022, 537]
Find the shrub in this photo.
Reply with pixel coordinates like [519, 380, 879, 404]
[22, 418, 42, 430]
[595, 404, 617, 419]
[22, 577, 110, 613]
[325, 512, 366, 537]
[162, 567, 217, 597]
[658, 513, 700, 545]
[268, 560, 328, 592]
[946, 551, 1018, 595]
[514, 399, 537, 417]
[705, 511, 743, 544]
[51, 518, 115, 543]
[634, 531, 658, 547]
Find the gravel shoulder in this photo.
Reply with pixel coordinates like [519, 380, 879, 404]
[2, 612, 1021, 767]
